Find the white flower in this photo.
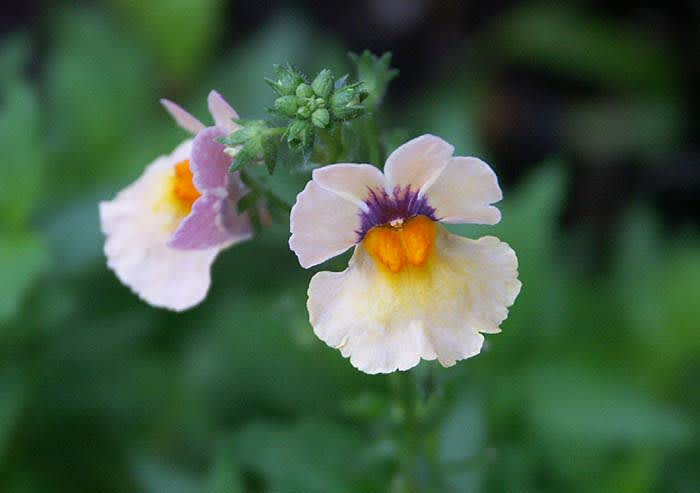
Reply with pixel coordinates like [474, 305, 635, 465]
[289, 135, 521, 374]
[99, 92, 252, 311]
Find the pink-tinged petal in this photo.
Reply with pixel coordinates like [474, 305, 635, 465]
[169, 195, 252, 250]
[424, 156, 503, 225]
[208, 90, 240, 133]
[289, 181, 362, 268]
[190, 126, 232, 191]
[312, 163, 386, 209]
[160, 99, 206, 135]
[384, 134, 454, 191]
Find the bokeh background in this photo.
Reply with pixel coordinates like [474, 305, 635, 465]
[1, 1, 699, 492]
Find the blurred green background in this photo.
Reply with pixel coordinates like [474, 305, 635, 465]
[1, 1, 698, 492]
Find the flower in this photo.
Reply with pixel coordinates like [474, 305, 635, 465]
[289, 135, 521, 374]
[99, 91, 252, 311]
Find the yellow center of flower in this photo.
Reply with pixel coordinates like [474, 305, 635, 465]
[363, 215, 437, 273]
[170, 159, 201, 215]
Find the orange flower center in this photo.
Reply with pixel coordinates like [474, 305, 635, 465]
[362, 215, 437, 273]
[171, 159, 201, 215]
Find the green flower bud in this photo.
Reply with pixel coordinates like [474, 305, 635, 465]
[315, 97, 325, 106]
[296, 83, 314, 98]
[265, 64, 305, 96]
[296, 106, 311, 119]
[311, 69, 334, 99]
[311, 108, 330, 128]
[287, 120, 313, 149]
[273, 95, 299, 117]
[331, 83, 368, 120]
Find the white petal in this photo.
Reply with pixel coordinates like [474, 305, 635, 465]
[424, 157, 503, 225]
[312, 163, 385, 209]
[207, 90, 240, 134]
[99, 140, 223, 312]
[384, 134, 454, 191]
[307, 228, 521, 373]
[289, 181, 360, 268]
[160, 99, 205, 135]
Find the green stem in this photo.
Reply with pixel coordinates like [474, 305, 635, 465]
[365, 114, 381, 166]
[392, 367, 443, 493]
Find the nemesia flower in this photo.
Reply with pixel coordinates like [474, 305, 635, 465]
[289, 135, 521, 374]
[99, 91, 252, 311]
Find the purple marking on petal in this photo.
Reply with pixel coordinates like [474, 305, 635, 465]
[169, 194, 250, 250]
[356, 186, 437, 241]
[190, 126, 232, 192]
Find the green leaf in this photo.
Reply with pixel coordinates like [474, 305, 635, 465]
[480, 4, 682, 96]
[262, 136, 278, 174]
[108, 0, 225, 81]
[229, 145, 255, 172]
[0, 232, 49, 323]
[206, 440, 244, 493]
[232, 419, 372, 493]
[0, 80, 44, 229]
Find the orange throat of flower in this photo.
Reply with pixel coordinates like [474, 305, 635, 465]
[362, 215, 437, 273]
[170, 159, 201, 215]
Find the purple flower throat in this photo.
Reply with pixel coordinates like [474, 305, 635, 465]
[356, 186, 437, 241]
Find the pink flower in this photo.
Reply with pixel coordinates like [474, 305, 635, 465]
[100, 91, 252, 311]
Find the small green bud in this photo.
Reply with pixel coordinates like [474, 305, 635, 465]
[296, 83, 314, 98]
[296, 106, 311, 119]
[287, 120, 313, 149]
[311, 69, 334, 99]
[315, 97, 325, 106]
[273, 95, 298, 117]
[265, 64, 305, 96]
[331, 83, 367, 120]
[311, 108, 330, 128]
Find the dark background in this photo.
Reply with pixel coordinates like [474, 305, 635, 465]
[1, 1, 699, 492]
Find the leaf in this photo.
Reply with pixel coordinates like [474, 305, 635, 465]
[0, 232, 49, 323]
[45, 7, 154, 196]
[206, 440, 244, 493]
[262, 136, 278, 174]
[232, 419, 372, 493]
[480, 3, 682, 96]
[0, 79, 44, 229]
[109, 0, 225, 81]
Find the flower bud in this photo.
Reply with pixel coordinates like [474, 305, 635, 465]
[311, 69, 334, 99]
[296, 83, 314, 99]
[265, 64, 305, 96]
[296, 106, 311, 119]
[331, 83, 368, 120]
[287, 120, 313, 149]
[311, 108, 330, 128]
[273, 95, 299, 117]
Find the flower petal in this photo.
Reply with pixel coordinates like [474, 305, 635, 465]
[160, 99, 206, 135]
[312, 163, 386, 209]
[99, 141, 221, 311]
[169, 194, 252, 250]
[208, 90, 240, 134]
[384, 134, 454, 191]
[424, 157, 503, 224]
[190, 126, 232, 191]
[307, 227, 520, 373]
[289, 181, 361, 268]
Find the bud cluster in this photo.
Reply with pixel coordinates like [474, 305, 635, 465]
[266, 64, 368, 150]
